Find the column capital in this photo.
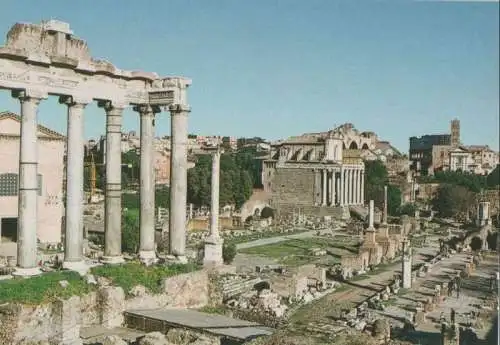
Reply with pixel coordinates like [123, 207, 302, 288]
[59, 95, 92, 107]
[97, 99, 128, 111]
[133, 104, 162, 115]
[12, 88, 48, 101]
[169, 104, 191, 114]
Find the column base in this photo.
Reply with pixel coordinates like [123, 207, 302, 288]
[12, 267, 42, 277]
[62, 260, 89, 276]
[203, 236, 224, 267]
[139, 250, 158, 266]
[164, 255, 189, 264]
[100, 255, 125, 265]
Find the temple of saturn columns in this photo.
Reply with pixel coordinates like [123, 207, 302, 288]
[0, 20, 191, 275]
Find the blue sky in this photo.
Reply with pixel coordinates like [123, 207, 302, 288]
[0, 0, 498, 152]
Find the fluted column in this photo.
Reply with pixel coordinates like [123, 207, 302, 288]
[11, 89, 47, 276]
[343, 169, 348, 205]
[136, 104, 160, 265]
[169, 104, 191, 259]
[99, 100, 126, 264]
[322, 169, 327, 206]
[61, 95, 90, 272]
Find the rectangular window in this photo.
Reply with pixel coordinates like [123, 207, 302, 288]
[0, 173, 18, 196]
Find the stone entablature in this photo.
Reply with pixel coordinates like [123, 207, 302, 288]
[0, 20, 190, 106]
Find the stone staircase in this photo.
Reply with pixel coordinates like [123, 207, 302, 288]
[221, 275, 263, 301]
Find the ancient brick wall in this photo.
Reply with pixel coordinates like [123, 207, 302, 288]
[271, 168, 315, 206]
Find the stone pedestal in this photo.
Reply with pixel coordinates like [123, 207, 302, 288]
[51, 296, 82, 345]
[203, 236, 224, 267]
[99, 286, 125, 328]
[12, 267, 42, 277]
[62, 260, 89, 276]
[415, 308, 426, 325]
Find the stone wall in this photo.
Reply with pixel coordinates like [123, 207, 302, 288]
[0, 270, 212, 344]
[271, 168, 315, 216]
[484, 189, 499, 217]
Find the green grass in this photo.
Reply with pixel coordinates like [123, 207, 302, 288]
[225, 229, 308, 245]
[239, 237, 359, 266]
[90, 261, 200, 294]
[0, 271, 93, 305]
[198, 304, 229, 315]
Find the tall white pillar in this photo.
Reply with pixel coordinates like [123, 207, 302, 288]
[136, 105, 159, 265]
[402, 238, 412, 289]
[344, 169, 349, 205]
[12, 90, 46, 276]
[204, 146, 224, 266]
[368, 199, 375, 230]
[360, 170, 365, 205]
[61, 95, 89, 273]
[99, 100, 126, 264]
[322, 169, 327, 206]
[169, 104, 190, 260]
[382, 185, 388, 225]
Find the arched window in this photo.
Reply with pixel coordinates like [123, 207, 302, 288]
[349, 141, 358, 150]
[361, 143, 369, 150]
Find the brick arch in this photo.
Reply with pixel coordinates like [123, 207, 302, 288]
[349, 141, 358, 150]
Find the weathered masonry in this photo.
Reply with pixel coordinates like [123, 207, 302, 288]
[263, 130, 365, 218]
[0, 20, 191, 275]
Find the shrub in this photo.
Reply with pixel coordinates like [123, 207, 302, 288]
[222, 242, 237, 264]
[122, 209, 140, 253]
[260, 206, 275, 219]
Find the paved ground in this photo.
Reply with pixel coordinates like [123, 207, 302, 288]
[125, 308, 274, 341]
[376, 251, 499, 344]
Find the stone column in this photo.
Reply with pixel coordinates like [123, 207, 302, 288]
[344, 169, 349, 205]
[169, 104, 191, 260]
[382, 185, 388, 225]
[322, 169, 327, 206]
[333, 172, 341, 205]
[368, 199, 375, 230]
[353, 170, 359, 205]
[402, 238, 412, 289]
[204, 146, 224, 266]
[330, 171, 336, 206]
[360, 170, 365, 205]
[99, 100, 126, 264]
[339, 169, 344, 206]
[61, 95, 90, 273]
[136, 105, 159, 265]
[348, 169, 353, 205]
[12, 90, 46, 276]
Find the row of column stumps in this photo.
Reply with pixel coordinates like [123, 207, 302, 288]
[319, 167, 364, 206]
[10, 87, 191, 276]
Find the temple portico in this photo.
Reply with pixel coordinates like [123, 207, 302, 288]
[0, 20, 192, 274]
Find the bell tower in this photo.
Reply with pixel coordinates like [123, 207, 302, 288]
[450, 119, 460, 147]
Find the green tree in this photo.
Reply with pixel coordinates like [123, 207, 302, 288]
[399, 202, 417, 216]
[260, 206, 275, 219]
[432, 184, 476, 219]
[486, 165, 500, 188]
[364, 160, 388, 207]
[121, 209, 140, 253]
[387, 185, 402, 216]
